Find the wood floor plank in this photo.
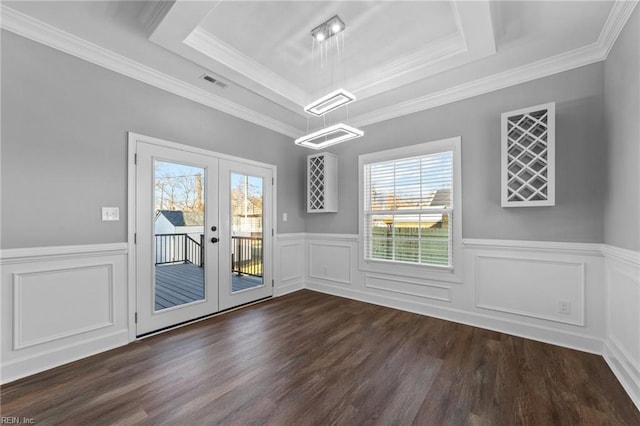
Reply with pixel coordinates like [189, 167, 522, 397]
[1, 290, 638, 425]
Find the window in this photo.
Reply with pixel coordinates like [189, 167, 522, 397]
[359, 137, 461, 281]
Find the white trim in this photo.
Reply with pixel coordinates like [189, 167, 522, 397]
[364, 273, 451, 302]
[127, 132, 278, 333]
[602, 244, 640, 266]
[13, 264, 115, 350]
[128, 132, 277, 170]
[276, 233, 307, 241]
[474, 255, 586, 327]
[0, 5, 300, 138]
[304, 233, 359, 241]
[126, 135, 137, 342]
[349, 1, 639, 129]
[604, 340, 640, 412]
[463, 239, 603, 256]
[602, 243, 640, 411]
[599, 1, 640, 58]
[275, 233, 306, 297]
[0, 243, 127, 264]
[358, 137, 463, 283]
[1, 2, 635, 138]
[184, 26, 309, 107]
[308, 242, 353, 285]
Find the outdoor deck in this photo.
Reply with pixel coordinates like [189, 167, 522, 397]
[155, 263, 264, 310]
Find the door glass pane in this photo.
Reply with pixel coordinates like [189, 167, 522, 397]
[154, 160, 205, 311]
[230, 173, 264, 293]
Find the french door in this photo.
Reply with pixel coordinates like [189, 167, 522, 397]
[133, 137, 273, 336]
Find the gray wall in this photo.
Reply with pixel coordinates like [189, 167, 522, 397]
[604, 7, 640, 252]
[305, 63, 607, 243]
[1, 31, 307, 249]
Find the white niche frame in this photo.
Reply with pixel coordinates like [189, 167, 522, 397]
[501, 102, 555, 207]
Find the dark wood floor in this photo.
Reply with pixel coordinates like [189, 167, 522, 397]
[1, 290, 638, 425]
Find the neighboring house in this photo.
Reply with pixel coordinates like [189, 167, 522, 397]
[154, 210, 205, 265]
[155, 210, 204, 239]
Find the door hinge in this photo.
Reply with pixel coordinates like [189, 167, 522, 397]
[135, 312, 138, 323]
[134, 233, 137, 244]
[134, 153, 137, 164]
[272, 177, 274, 185]
[272, 279, 274, 288]
[272, 229, 274, 236]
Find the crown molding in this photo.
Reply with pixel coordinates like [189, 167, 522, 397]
[1, 2, 636, 139]
[0, 5, 301, 138]
[349, 43, 604, 128]
[184, 26, 309, 108]
[138, 0, 175, 35]
[350, 1, 638, 129]
[352, 33, 467, 97]
[599, 0, 639, 58]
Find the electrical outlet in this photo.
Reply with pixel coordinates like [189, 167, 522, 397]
[558, 301, 571, 314]
[102, 207, 119, 221]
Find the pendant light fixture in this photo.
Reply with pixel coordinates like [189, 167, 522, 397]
[296, 14, 364, 150]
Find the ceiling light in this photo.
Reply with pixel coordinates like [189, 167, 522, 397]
[311, 15, 345, 43]
[295, 123, 364, 150]
[304, 88, 356, 117]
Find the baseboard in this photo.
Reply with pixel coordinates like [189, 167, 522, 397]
[306, 280, 603, 355]
[604, 338, 640, 411]
[275, 280, 304, 297]
[1, 330, 128, 384]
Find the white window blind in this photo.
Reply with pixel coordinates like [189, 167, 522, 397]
[363, 151, 453, 267]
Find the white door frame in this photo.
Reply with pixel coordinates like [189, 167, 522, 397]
[126, 132, 277, 341]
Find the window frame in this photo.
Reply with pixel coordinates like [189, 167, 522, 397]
[358, 136, 462, 283]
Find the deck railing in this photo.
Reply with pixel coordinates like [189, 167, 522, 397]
[232, 236, 263, 277]
[155, 234, 262, 277]
[155, 233, 204, 266]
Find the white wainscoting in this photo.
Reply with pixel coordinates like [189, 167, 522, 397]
[305, 234, 605, 355]
[474, 255, 585, 326]
[275, 234, 305, 296]
[602, 244, 640, 411]
[0, 243, 129, 383]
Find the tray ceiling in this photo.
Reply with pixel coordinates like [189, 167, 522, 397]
[1, 1, 634, 141]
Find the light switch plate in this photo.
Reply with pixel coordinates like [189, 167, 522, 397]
[102, 207, 119, 221]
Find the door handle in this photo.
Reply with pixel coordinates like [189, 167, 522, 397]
[210, 237, 219, 244]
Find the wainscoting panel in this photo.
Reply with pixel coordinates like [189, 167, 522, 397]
[475, 255, 585, 326]
[275, 234, 305, 296]
[14, 264, 114, 350]
[307, 235, 605, 355]
[308, 235, 355, 285]
[365, 273, 451, 302]
[1, 243, 128, 384]
[603, 245, 640, 410]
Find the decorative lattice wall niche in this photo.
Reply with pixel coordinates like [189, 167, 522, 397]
[501, 102, 555, 207]
[307, 152, 338, 213]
